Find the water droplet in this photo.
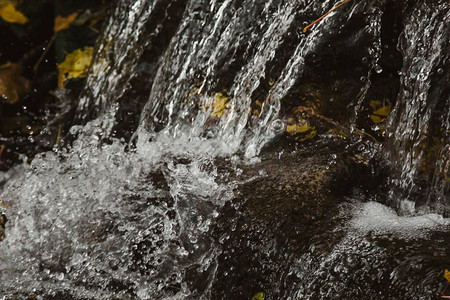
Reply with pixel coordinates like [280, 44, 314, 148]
[361, 57, 368, 64]
[374, 64, 383, 74]
[271, 119, 285, 132]
[360, 76, 366, 82]
[437, 68, 443, 75]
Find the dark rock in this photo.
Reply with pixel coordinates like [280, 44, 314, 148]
[0, 213, 5, 241]
[207, 139, 449, 299]
[210, 139, 375, 299]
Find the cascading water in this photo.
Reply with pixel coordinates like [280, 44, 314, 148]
[1, 0, 449, 299]
[385, 2, 450, 214]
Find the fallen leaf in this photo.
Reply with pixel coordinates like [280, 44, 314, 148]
[445, 269, 450, 282]
[0, 62, 30, 104]
[326, 128, 348, 139]
[286, 117, 317, 142]
[54, 12, 78, 33]
[286, 122, 312, 134]
[210, 92, 229, 118]
[251, 292, 265, 300]
[0, 2, 28, 24]
[57, 47, 94, 88]
[369, 98, 391, 123]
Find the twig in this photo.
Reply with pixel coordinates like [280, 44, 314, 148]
[314, 113, 379, 143]
[442, 282, 450, 298]
[55, 124, 62, 146]
[0, 145, 4, 161]
[33, 35, 56, 76]
[303, 0, 352, 33]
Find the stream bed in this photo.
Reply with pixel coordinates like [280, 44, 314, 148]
[1, 0, 449, 299]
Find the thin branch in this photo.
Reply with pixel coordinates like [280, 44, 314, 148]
[303, 0, 352, 33]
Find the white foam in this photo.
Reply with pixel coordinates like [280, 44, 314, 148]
[351, 201, 450, 237]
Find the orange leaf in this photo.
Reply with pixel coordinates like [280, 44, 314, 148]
[54, 12, 78, 33]
[445, 269, 450, 283]
[0, 2, 28, 24]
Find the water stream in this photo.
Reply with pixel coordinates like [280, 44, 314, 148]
[1, 0, 449, 298]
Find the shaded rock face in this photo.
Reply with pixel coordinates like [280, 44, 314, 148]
[209, 140, 373, 298]
[208, 141, 449, 299]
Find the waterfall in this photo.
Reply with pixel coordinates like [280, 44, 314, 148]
[385, 1, 450, 214]
[0, 0, 449, 299]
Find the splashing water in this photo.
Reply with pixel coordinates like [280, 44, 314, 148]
[0, 120, 240, 299]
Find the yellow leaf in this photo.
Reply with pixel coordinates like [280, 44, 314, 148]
[286, 119, 317, 142]
[251, 292, 265, 300]
[210, 92, 229, 118]
[369, 98, 392, 124]
[445, 269, 450, 282]
[0, 2, 28, 24]
[57, 47, 94, 89]
[54, 12, 78, 33]
[0, 199, 8, 210]
[286, 123, 311, 134]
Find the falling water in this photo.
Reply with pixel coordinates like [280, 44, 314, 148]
[386, 1, 450, 214]
[1, 0, 449, 299]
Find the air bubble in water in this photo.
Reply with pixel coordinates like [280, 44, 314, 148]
[271, 119, 285, 132]
[437, 68, 443, 75]
[374, 64, 383, 74]
[56, 273, 64, 281]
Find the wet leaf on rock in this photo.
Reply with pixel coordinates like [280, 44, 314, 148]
[210, 92, 229, 118]
[286, 120, 317, 142]
[251, 292, 265, 300]
[286, 105, 318, 142]
[54, 12, 78, 33]
[57, 47, 93, 88]
[369, 98, 391, 124]
[0, 2, 28, 24]
[202, 92, 230, 119]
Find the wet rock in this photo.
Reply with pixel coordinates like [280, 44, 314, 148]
[0, 213, 5, 241]
[210, 139, 376, 299]
[208, 139, 449, 299]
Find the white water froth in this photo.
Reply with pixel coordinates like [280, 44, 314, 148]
[351, 201, 450, 237]
[0, 121, 238, 299]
